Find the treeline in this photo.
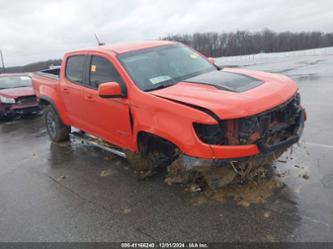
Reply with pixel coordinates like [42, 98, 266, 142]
[3, 30, 333, 73]
[3, 59, 62, 74]
[162, 30, 333, 57]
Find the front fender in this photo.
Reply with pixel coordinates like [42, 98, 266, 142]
[131, 94, 217, 158]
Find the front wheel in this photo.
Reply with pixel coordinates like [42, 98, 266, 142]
[44, 105, 71, 142]
[125, 133, 179, 178]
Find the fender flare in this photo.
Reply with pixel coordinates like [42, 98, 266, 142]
[39, 96, 70, 125]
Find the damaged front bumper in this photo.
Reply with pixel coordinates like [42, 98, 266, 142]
[182, 108, 305, 171]
[0, 103, 41, 117]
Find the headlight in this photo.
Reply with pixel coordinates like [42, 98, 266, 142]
[0, 96, 16, 104]
[193, 122, 226, 145]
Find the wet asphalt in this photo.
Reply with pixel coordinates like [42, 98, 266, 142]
[0, 55, 333, 242]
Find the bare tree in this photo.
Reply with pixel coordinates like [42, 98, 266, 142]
[162, 30, 333, 57]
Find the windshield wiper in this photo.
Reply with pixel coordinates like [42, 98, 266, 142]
[145, 82, 177, 92]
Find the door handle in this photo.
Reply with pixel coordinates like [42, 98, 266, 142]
[85, 95, 95, 102]
[63, 88, 70, 94]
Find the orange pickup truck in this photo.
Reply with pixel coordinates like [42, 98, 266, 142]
[32, 41, 305, 179]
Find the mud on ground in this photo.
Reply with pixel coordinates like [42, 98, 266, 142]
[164, 147, 311, 207]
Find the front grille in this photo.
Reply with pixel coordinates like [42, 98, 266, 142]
[227, 93, 303, 146]
[16, 95, 37, 105]
[14, 106, 41, 115]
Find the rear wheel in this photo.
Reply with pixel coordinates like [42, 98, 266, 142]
[44, 105, 70, 142]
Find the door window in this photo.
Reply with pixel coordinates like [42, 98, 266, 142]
[65, 55, 86, 84]
[89, 56, 124, 88]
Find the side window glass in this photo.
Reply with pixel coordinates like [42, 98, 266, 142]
[65, 55, 85, 84]
[90, 56, 124, 88]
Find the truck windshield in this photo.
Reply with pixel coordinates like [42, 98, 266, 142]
[0, 76, 32, 90]
[118, 44, 216, 91]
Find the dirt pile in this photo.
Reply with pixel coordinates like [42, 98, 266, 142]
[191, 177, 282, 206]
[165, 152, 282, 190]
[165, 153, 286, 206]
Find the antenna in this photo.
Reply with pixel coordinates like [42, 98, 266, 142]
[94, 34, 105, 46]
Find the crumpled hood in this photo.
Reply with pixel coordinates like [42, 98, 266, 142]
[151, 68, 298, 119]
[0, 87, 35, 98]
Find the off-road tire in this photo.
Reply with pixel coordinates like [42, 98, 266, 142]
[44, 105, 70, 142]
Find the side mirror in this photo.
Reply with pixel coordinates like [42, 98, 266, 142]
[207, 57, 216, 65]
[98, 82, 123, 98]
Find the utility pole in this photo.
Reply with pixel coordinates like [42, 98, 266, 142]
[0, 49, 5, 74]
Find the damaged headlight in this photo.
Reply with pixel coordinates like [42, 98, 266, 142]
[0, 96, 16, 104]
[193, 122, 226, 145]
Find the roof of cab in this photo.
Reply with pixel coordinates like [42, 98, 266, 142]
[72, 40, 177, 55]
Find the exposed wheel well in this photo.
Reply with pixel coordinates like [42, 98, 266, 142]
[137, 131, 179, 160]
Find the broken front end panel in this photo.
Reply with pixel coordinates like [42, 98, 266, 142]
[168, 93, 305, 189]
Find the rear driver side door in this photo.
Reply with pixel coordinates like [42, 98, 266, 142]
[61, 54, 90, 130]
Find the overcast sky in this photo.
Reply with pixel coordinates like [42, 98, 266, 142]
[0, 0, 332, 66]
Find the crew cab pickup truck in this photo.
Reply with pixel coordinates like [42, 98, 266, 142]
[32, 41, 305, 179]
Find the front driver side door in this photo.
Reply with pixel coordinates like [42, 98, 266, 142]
[82, 54, 132, 149]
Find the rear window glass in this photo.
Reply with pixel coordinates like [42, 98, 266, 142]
[65, 56, 85, 84]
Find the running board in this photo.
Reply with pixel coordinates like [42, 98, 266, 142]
[70, 131, 127, 158]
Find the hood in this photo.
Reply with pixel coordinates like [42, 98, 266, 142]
[150, 68, 298, 119]
[0, 87, 35, 98]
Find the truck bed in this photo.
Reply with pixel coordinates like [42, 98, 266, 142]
[31, 68, 60, 100]
[35, 68, 60, 80]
